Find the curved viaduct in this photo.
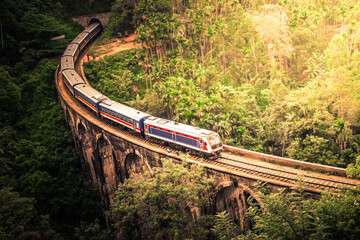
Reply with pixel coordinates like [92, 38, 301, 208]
[56, 65, 263, 227]
[55, 29, 359, 227]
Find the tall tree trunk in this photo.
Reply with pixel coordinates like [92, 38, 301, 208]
[250, 39, 258, 75]
[222, 38, 226, 73]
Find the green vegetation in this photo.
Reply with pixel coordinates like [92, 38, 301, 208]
[0, 60, 112, 239]
[2, 0, 360, 238]
[85, 2, 360, 235]
[109, 157, 360, 240]
[84, 51, 145, 103]
[244, 182, 360, 240]
[0, 0, 113, 65]
[109, 158, 216, 239]
[85, 0, 360, 172]
[0, 0, 114, 238]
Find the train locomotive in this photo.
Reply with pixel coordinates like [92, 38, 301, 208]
[60, 22, 223, 156]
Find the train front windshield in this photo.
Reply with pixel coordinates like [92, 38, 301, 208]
[208, 133, 222, 149]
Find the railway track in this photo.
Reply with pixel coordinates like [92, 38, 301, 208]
[205, 155, 358, 191]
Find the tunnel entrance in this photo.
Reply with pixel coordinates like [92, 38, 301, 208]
[89, 18, 103, 30]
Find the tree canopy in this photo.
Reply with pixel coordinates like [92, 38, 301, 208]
[109, 158, 215, 240]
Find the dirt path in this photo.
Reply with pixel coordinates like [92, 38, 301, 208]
[82, 33, 141, 63]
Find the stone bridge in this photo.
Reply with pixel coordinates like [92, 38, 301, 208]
[62, 100, 265, 228]
[72, 12, 112, 28]
[56, 66, 321, 228]
[56, 62, 358, 227]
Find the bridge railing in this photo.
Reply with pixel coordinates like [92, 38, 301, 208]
[224, 145, 347, 176]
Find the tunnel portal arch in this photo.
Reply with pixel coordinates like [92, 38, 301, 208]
[89, 18, 103, 29]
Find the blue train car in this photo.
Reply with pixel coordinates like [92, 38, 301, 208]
[72, 32, 90, 51]
[99, 101, 150, 133]
[73, 84, 109, 114]
[84, 23, 102, 39]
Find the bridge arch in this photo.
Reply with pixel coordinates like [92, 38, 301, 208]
[215, 181, 262, 230]
[76, 119, 87, 137]
[96, 133, 111, 147]
[124, 149, 152, 178]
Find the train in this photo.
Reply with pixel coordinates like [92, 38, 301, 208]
[60, 22, 223, 156]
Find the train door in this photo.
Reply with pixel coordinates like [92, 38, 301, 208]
[200, 139, 204, 150]
[132, 120, 136, 130]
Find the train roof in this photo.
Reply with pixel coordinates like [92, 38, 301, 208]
[61, 56, 74, 71]
[63, 43, 78, 57]
[83, 23, 101, 33]
[145, 117, 217, 138]
[62, 69, 86, 87]
[75, 84, 109, 103]
[100, 100, 151, 121]
[71, 32, 89, 45]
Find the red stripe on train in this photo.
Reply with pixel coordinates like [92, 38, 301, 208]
[77, 96, 97, 111]
[101, 112, 140, 131]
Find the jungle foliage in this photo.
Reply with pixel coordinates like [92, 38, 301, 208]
[0, 61, 112, 239]
[0, 0, 112, 65]
[0, 0, 115, 238]
[86, 0, 360, 174]
[109, 157, 360, 240]
[243, 182, 360, 240]
[109, 158, 217, 240]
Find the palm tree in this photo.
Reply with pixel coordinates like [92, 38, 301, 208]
[336, 118, 347, 155]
